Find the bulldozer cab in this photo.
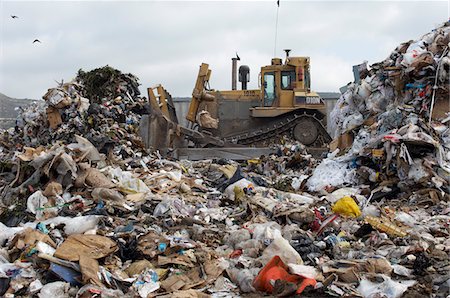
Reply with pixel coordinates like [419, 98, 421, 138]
[251, 54, 324, 118]
[260, 56, 314, 108]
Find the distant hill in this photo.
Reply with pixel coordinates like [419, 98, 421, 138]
[0, 93, 38, 129]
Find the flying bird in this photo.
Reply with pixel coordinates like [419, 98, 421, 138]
[32, 39, 41, 44]
[11, 15, 18, 19]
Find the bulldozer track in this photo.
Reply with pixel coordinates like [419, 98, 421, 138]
[224, 110, 331, 148]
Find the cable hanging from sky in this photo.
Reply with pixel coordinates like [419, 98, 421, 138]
[274, 0, 280, 57]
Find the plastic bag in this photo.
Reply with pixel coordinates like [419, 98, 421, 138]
[366, 90, 387, 114]
[408, 160, 429, 182]
[394, 211, 416, 227]
[260, 231, 303, 266]
[280, 192, 315, 205]
[0, 223, 25, 244]
[226, 268, 257, 293]
[342, 112, 364, 131]
[67, 135, 102, 162]
[401, 41, 427, 67]
[26, 191, 48, 220]
[307, 158, 356, 192]
[291, 175, 308, 191]
[38, 281, 70, 298]
[35, 215, 100, 235]
[288, 264, 319, 279]
[224, 178, 253, 200]
[351, 129, 371, 155]
[223, 229, 251, 249]
[153, 198, 195, 218]
[357, 274, 415, 298]
[250, 221, 282, 241]
[355, 80, 372, 100]
[332, 196, 361, 218]
[91, 188, 124, 203]
[36, 241, 56, 256]
[109, 167, 150, 194]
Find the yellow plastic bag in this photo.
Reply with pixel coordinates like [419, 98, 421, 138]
[332, 196, 361, 218]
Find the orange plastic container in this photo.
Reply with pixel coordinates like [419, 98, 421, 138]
[252, 256, 317, 294]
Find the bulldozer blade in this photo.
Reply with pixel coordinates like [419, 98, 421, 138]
[172, 147, 277, 161]
[139, 109, 184, 155]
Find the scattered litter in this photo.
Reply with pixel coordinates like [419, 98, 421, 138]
[0, 22, 448, 297]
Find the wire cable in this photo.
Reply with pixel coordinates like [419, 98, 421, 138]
[274, 1, 280, 57]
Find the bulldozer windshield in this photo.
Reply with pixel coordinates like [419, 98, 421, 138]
[263, 72, 275, 106]
[281, 71, 295, 90]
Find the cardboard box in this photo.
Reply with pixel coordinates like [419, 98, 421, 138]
[46, 107, 62, 129]
[330, 131, 354, 152]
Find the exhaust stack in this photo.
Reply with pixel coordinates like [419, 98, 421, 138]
[231, 53, 240, 90]
[232, 58, 237, 90]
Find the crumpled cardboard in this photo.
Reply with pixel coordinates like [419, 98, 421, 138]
[161, 274, 191, 292]
[91, 187, 124, 203]
[330, 132, 354, 152]
[46, 107, 62, 129]
[75, 163, 115, 188]
[322, 258, 393, 283]
[158, 255, 195, 268]
[79, 255, 102, 287]
[168, 290, 211, 298]
[17, 146, 45, 162]
[11, 228, 57, 249]
[43, 181, 63, 197]
[138, 231, 168, 258]
[54, 234, 117, 261]
[124, 259, 154, 277]
[160, 259, 224, 293]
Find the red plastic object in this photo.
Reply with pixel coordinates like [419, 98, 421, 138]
[296, 277, 317, 294]
[253, 256, 317, 294]
[229, 249, 243, 258]
[383, 134, 401, 143]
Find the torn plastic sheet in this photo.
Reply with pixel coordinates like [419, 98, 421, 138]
[357, 275, 416, 298]
[307, 157, 356, 192]
[26, 191, 48, 220]
[67, 135, 102, 162]
[109, 167, 150, 194]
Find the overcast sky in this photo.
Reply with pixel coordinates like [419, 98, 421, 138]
[0, 0, 448, 100]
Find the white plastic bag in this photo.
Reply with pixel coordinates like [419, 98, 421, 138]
[38, 281, 70, 298]
[260, 230, 303, 266]
[26, 191, 48, 220]
[224, 178, 253, 200]
[401, 41, 427, 67]
[250, 221, 282, 241]
[307, 158, 356, 192]
[342, 112, 364, 131]
[357, 274, 415, 298]
[109, 167, 150, 194]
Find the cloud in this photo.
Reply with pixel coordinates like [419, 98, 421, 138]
[310, 53, 354, 91]
[0, 1, 448, 99]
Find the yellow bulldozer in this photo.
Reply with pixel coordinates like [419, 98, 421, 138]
[140, 50, 331, 157]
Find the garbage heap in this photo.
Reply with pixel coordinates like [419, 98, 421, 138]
[308, 21, 450, 194]
[0, 23, 449, 298]
[8, 66, 149, 156]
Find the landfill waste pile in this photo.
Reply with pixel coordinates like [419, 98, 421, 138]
[0, 22, 449, 298]
[3, 66, 149, 155]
